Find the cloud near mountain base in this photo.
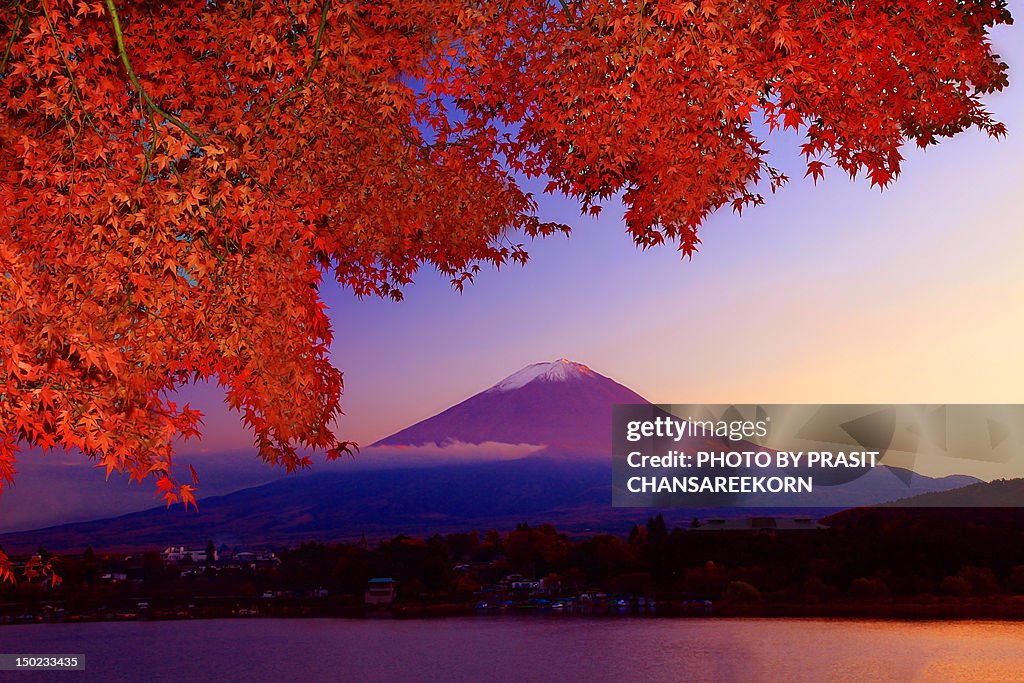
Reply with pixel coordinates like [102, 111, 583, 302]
[350, 440, 548, 469]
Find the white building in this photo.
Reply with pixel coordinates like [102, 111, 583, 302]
[161, 546, 217, 563]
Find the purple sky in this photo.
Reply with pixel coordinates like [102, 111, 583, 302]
[308, 11, 1022, 451]
[1, 7, 1022, 532]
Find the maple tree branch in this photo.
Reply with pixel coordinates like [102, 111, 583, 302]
[61, 114, 80, 206]
[254, 0, 330, 142]
[103, 0, 203, 145]
[0, 3, 21, 77]
[557, 0, 577, 25]
[198, 233, 225, 264]
[39, 0, 100, 134]
[138, 101, 158, 188]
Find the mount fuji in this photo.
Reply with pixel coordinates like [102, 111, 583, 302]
[376, 359, 646, 454]
[0, 360, 650, 550]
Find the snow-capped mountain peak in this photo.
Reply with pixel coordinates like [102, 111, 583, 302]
[373, 357, 647, 452]
[486, 359, 597, 393]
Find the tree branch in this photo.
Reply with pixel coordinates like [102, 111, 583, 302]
[254, 0, 331, 142]
[102, 0, 203, 145]
[0, 3, 21, 78]
[39, 0, 99, 133]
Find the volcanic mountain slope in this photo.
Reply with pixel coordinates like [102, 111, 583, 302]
[375, 359, 647, 454]
[0, 457, 620, 552]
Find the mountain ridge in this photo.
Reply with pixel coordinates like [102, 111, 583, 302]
[374, 358, 647, 453]
[0, 360, 985, 552]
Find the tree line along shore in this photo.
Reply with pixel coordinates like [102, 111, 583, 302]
[4, 508, 1024, 624]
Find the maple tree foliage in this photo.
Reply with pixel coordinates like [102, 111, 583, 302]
[0, 0, 1012, 524]
[0, 546, 60, 585]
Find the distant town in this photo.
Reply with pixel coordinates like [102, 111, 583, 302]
[5, 509, 1024, 624]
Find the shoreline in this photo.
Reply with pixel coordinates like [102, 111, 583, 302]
[6, 598, 1024, 626]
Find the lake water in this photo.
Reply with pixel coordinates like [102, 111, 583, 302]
[1, 617, 1022, 682]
